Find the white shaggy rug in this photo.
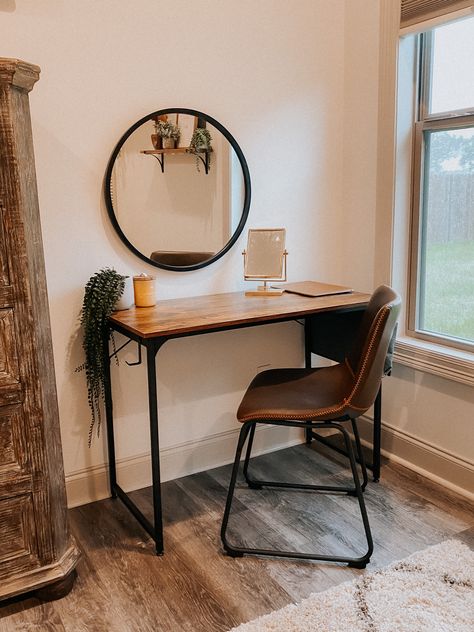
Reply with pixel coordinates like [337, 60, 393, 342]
[231, 540, 474, 631]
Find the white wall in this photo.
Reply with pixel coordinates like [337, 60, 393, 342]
[341, 0, 380, 292]
[342, 0, 474, 498]
[5, 0, 470, 505]
[2, 0, 346, 505]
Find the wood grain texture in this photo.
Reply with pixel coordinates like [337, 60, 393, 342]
[1, 444, 472, 631]
[142, 148, 192, 155]
[110, 290, 370, 338]
[0, 58, 40, 93]
[0, 58, 79, 600]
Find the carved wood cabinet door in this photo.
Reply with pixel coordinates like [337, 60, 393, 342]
[0, 58, 79, 601]
[0, 73, 40, 584]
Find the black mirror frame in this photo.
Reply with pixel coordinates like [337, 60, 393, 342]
[104, 107, 251, 272]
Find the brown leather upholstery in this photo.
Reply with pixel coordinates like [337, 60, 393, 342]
[237, 285, 401, 423]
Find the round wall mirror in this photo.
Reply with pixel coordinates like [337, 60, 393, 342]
[105, 108, 251, 271]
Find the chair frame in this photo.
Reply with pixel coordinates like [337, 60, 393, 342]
[307, 383, 384, 481]
[221, 286, 400, 566]
[221, 417, 373, 568]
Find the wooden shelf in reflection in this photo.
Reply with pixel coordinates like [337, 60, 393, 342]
[141, 148, 210, 174]
[142, 148, 190, 155]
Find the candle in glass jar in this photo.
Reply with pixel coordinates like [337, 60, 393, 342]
[133, 274, 156, 307]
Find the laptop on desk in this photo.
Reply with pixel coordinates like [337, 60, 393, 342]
[273, 281, 353, 298]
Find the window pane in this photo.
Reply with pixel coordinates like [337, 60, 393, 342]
[418, 128, 474, 344]
[430, 18, 474, 115]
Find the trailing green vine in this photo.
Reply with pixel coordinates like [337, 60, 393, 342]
[76, 268, 125, 445]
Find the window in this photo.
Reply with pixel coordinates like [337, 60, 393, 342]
[409, 16, 474, 350]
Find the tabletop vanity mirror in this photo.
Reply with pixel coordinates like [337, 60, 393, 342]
[243, 228, 287, 296]
[105, 108, 251, 271]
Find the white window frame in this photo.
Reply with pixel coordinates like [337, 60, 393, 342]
[408, 30, 474, 352]
[389, 10, 474, 385]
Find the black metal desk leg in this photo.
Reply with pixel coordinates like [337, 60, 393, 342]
[373, 386, 382, 482]
[146, 341, 164, 555]
[104, 333, 117, 498]
[304, 318, 313, 444]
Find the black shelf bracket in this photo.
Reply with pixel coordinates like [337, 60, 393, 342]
[151, 153, 165, 173]
[197, 152, 209, 175]
[144, 150, 210, 174]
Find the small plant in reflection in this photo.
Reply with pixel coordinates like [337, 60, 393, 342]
[188, 127, 213, 172]
[155, 119, 180, 141]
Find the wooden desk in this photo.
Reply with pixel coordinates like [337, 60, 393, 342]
[105, 290, 370, 555]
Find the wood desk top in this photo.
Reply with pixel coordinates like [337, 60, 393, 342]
[109, 290, 370, 339]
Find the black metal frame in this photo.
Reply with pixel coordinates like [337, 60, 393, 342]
[104, 107, 251, 272]
[104, 307, 371, 556]
[308, 388, 382, 481]
[221, 418, 373, 567]
[104, 327, 167, 554]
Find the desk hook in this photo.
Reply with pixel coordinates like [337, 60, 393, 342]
[126, 342, 142, 366]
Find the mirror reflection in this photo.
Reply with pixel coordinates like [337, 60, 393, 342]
[105, 109, 251, 271]
[245, 228, 287, 279]
[243, 228, 287, 297]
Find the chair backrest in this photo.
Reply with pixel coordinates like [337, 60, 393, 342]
[344, 285, 401, 416]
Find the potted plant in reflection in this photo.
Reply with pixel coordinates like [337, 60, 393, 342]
[188, 127, 213, 172]
[155, 119, 181, 149]
[76, 268, 127, 445]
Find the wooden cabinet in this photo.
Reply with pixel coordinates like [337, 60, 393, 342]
[0, 58, 80, 600]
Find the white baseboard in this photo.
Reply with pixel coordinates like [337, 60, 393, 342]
[65, 425, 302, 508]
[357, 415, 474, 502]
[66, 416, 474, 508]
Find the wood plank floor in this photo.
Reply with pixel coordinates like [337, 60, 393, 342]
[1, 441, 473, 631]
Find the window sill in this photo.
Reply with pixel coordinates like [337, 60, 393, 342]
[394, 336, 474, 386]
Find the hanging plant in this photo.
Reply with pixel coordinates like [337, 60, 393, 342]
[188, 128, 213, 172]
[76, 268, 126, 445]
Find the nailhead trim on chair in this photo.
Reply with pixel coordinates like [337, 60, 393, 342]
[344, 305, 389, 407]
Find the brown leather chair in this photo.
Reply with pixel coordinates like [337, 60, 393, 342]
[307, 310, 398, 481]
[221, 285, 401, 567]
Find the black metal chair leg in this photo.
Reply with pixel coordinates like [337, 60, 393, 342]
[339, 424, 373, 568]
[310, 423, 372, 488]
[242, 419, 356, 496]
[373, 386, 382, 482]
[243, 423, 261, 489]
[221, 423, 252, 557]
[304, 317, 313, 445]
[351, 419, 368, 491]
[221, 420, 373, 565]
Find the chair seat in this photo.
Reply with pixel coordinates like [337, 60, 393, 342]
[237, 363, 354, 423]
